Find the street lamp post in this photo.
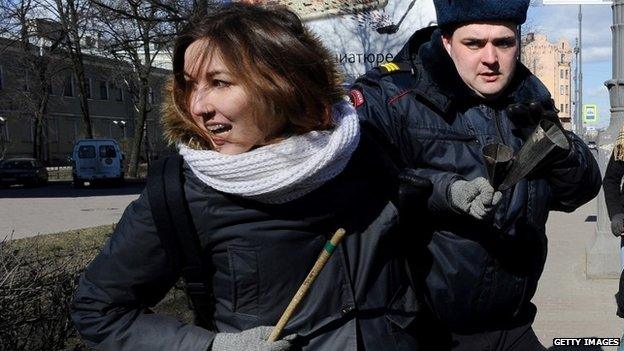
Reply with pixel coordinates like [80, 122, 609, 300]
[112, 120, 127, 139]
[578, 5, 585, 135]
[0, 116, 6, 160]
[113, 120, 128, 158]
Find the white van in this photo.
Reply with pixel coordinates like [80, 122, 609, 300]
[71, 139, 124, 187]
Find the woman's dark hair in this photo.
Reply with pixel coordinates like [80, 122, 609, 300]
[166, 3, 344, 148]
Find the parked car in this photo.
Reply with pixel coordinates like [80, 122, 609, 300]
[71, 139, 124, 187]
[0, 158, 49, 187]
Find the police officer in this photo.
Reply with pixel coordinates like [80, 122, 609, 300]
[604, 125, 624, 348]
[605, 125, 624, 241]
[351, 0, 601, 349]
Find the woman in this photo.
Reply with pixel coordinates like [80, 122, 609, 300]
[71, 3, 420, 350]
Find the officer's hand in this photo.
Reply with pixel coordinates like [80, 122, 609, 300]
[506, 101, 562, 128]
[611, 213, 624, 237]
[508, 101, 576, 170]
[449, 177, 502, 220]
[211, 326, 294, 351]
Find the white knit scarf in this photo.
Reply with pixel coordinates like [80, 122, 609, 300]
[179, 100, 360, 204]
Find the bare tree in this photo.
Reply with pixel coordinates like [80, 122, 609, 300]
[37, 0, 96, 139]
[0, 0, 65, 161]
[92, 0, 176, 177]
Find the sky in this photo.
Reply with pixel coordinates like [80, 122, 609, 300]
[525, 2, 613, 129]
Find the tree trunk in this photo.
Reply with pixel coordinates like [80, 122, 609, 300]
[127, 80, 149, 178]
[73, 63, 93, 138]
[33, 94, 49, 161]
[33, 62, 50, 161]
[65, 0, 93, 139]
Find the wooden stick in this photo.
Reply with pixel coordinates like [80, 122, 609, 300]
[268, 228, 347, 342]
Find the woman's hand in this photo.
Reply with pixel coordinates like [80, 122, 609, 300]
[211, 326, 294, 351]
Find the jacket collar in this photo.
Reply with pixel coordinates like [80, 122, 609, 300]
[395, 27, 554, 113]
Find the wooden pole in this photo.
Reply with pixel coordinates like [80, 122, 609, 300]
[268, 228, 346, 342]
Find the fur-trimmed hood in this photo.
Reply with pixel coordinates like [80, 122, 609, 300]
[161, 78, 209, 150]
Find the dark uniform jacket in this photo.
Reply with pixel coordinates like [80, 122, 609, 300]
[351, 27, 601, 332]
[604, 153, 624, 219]
[603, 152, 624, 318]
[70, 131, 421, 351]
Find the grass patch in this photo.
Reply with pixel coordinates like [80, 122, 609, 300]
[2, 225, 192, 351]
[8, 225, 113, 257]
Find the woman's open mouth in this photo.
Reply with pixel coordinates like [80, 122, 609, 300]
[207, 123, 232, 135]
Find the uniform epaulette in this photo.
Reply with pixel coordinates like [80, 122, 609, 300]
[377, 61, 413, 75]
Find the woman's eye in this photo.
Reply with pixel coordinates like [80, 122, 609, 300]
[213, 79, 230, 88]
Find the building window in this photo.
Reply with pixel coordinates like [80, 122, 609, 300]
[99, 80, 108, 100]
[63, 75, 74, 97]
[560, 53, 564, 62]
[565, 104, 569, 114]
[117, 87, 124, 101]
[565, 70, 569, 79]
[560, 85, 564, 95]
[48, 118, 59, 143]
[560, 70, 564, 79]
[560, 103, 564, 112]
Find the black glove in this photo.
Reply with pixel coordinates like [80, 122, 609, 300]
[611, 213, 624, 237]
[506, 101, 562, 129]
[507, 101, 575, 170]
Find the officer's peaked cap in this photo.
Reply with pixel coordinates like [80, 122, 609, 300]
[433, 0, 530, 28]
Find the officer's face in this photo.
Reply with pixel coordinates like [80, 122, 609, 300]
[442, 22, 519, 100]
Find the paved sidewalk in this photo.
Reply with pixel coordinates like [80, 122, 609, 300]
[0, 181, 142, 240]
[533, 199, 622, 350]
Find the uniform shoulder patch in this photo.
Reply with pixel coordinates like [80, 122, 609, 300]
[348, 89, 365, 108]
[378, 61, 412, 75]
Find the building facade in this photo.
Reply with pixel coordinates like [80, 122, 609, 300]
[0, 37, 170, 164]
[521, 33, 574, 130]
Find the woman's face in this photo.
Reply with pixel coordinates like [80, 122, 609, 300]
[184, 39, 283, 154]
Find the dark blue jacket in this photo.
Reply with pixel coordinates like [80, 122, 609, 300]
[351, 27, 601, 331]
